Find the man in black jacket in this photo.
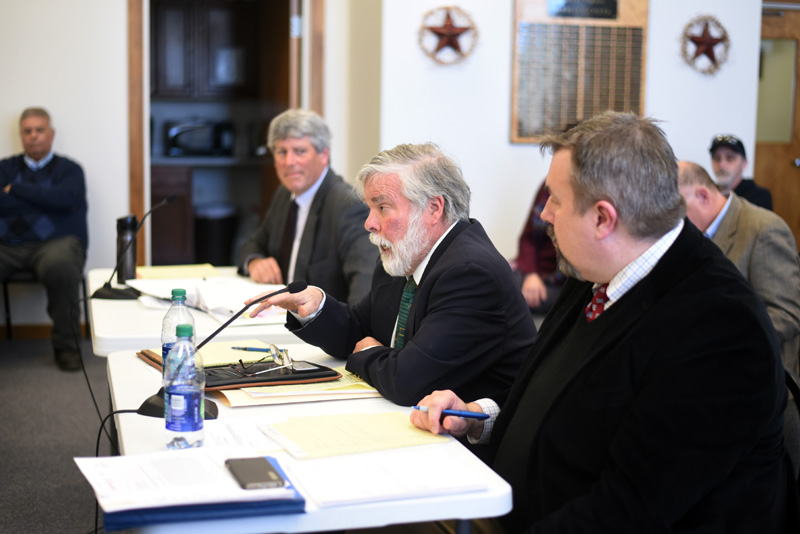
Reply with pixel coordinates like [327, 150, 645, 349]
[709, 133, 772, 209]
[412, 112, 796, 533]
[248, 143, 536, 406]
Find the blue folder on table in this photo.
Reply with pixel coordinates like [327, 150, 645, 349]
[103, 457, 305, 531]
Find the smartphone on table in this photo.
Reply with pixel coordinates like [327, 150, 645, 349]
[225, 456, 286, 489]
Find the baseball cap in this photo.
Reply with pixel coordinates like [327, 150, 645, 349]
[709, 134, 746, 159]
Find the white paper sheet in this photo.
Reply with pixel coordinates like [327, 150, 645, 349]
[75, 447, 296, 513]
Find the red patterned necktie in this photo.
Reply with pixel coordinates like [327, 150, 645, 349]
[585, 283, 609, 322]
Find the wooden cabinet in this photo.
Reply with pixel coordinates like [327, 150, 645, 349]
[151, 0, 258, 99]
[151, 165, 194, 264]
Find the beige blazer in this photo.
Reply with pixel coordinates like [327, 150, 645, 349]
[712, 193, 800, 373]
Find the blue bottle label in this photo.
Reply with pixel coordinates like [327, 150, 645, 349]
[165, 389, 204, 432]
[162, 343, 175, 361]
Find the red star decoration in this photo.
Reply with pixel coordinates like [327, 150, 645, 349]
[689, 22, 724, 65]
[425, 9, 470, 54]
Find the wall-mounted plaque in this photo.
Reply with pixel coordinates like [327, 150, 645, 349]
[547, 0, 618, 20]
[512, 0, 649, 143]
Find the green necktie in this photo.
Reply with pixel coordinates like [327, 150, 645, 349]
[394, 276, 417, 350]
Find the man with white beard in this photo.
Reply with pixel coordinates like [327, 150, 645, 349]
[248, 143, 537, 406]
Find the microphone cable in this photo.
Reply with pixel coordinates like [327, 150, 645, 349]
[70, 295, 122, 455]
[82, 408, 138, 534]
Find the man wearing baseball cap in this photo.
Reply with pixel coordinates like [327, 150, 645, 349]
[709, 134, 773, 210]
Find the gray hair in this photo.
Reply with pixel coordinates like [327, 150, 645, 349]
[539, 111, 685, 240]
[355, 143, 471, 224]
[267, 109, 331, 153]
[20, 107, 51, 126]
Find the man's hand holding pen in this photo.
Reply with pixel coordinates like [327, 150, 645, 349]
[410, 390, 486, 441]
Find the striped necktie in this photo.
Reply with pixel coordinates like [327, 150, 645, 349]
[394, 276, 417, 349]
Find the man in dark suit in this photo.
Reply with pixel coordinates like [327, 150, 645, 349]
[679, 160, 800, 374]
[709, 133, 772, 210]
[248, 143, 536, 406]
[412, 113, 795, 533]
[238, 109, 377, 305]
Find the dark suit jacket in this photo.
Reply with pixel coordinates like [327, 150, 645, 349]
[288, 219, 537, 406]
[712, 193, 800, 373]
[489, 221, 793, 533]
[734, 178, 772, 210]
[238, 169, 377, 304]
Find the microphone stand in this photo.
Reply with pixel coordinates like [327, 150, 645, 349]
[92, 195, 178, 300]
[136, 280, 309, 419]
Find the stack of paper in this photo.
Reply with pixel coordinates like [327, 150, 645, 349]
[257, 412, 488, 507]
[213, 366, 380, 407]
[75, 447, 305, 530]
[288, 444, 489, 507]
[194, 277, 286, 325]
[128, 275, 287, 326]
[259, 411, 448, 459]
[138, 338, 277, 370]
[135, 264, 220, 279]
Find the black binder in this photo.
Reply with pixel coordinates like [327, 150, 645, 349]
[136, 349, 342, 391]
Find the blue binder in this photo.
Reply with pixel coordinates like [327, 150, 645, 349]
[102, 457, 305, 531]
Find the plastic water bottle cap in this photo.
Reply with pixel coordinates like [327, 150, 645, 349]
[171, 288, 187, 300]
[175, 324, 193, 337]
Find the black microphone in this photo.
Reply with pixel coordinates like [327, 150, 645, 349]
[136, 280, 308, 419]
[92, 194, 178, 300]
[196, 280, 308, 350]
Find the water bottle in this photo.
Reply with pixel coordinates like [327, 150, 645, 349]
[116, 214, 138, 284]
[164, 324, 205, 449]
[161, 288, 195, 361]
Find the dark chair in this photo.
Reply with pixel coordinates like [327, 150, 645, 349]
[786, 365, 800, 484]
[2, 269, 89, 340]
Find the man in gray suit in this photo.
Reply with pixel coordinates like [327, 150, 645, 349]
[679, 160, 800, 372]
[238, 109, 377, 305]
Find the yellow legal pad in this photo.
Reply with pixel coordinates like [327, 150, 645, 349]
[135, 263, 220, 279]
[261, 411, 448, 459]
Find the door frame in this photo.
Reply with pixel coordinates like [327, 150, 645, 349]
[126, 0, 324, 264]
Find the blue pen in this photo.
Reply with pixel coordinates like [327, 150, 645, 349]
[231, 346, 272, 353]
[412, 406, 490, 420]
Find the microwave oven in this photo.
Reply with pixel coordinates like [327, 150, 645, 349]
[164, 120, 234, 157]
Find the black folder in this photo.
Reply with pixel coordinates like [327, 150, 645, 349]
[136, 349, 342, 391]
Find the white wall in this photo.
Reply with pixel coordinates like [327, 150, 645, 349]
[646, 0, 762, 174]
[322, 0, 382, 183]
[0, 0, 128, 324]
[1, 0, 763, 328]
[378, 0, 763, 258]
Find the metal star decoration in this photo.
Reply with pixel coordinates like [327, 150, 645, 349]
[426, 9, 470, 54]
[418, 6, 478, 65]
[689, 22, 724, 64]
[681, 15, 730, 76]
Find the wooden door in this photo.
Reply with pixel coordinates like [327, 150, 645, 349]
[129, 0, 317, 266]
[756, 5, 800, 248]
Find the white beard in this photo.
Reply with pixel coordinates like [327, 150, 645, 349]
[713, 169, 736, 190]
[369, 212, 430, 277]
